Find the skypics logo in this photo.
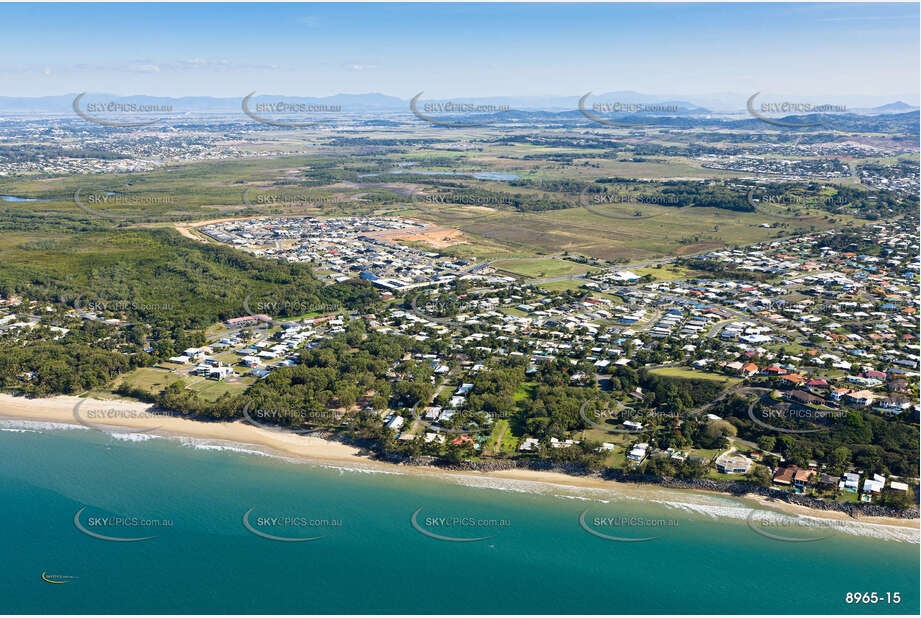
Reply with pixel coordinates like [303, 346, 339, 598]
[746, 92, 847, 128]
[73, 506, 172, 542]
[578, 92, 678, 127]
[73, 188, 183, 221]
[746, 509, 848, 542]
[241, 292, 342, 328]
[242, 507, 341, 542]
[579, 398, 687, 434]
[72, 294, 174, 328]
[72, 400, 173, 435]
[746, 397, 844, 435]
[408, 293, 454, 325]
[578, 509, 677, 542]
[746, 188, 847, 221]
[241, 188, 347, 211]
[241, 92, 342, 128]
[579, 398, 644, 434]
[408, 188, 501, 225]
[410, 507, 509, 542]
[72, 93, 173, 127]
[240, 401, 343, 434]
[41, 572, 78, 584]
[579, 187, 682, 220]
[410, 92, 510, 127]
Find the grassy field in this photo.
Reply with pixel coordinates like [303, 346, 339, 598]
[187, 379, 251, 402]
[484, 419, 510, 455]
[115, 367, 187, 395]
[1, 133, 875, 268]
[492, 257, 598, 279]
[513, 382, 537, 403]
[536, 279, 588, 292]
[647, 367, 741, 386]
[632, 263, 701, 281]
[400, 203, 849, 262]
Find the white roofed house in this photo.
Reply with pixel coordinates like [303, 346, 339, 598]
[845, 390, 876, 406]
[519, 437, 540, 452]
[841, 472, 860, 492]
[208, 365, 235, 380]
[862, 474, 886, 497]
[627, 442, 649, 462]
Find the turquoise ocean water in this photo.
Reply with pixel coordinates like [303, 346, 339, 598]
[1, 419, 918, 614]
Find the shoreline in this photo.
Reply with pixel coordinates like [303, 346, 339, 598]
[2, 392, 918, 534]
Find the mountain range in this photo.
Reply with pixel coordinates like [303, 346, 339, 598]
[0, 92, 918, 114]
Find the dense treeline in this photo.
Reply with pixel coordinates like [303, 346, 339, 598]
[713, 395, 920, 477]
[125, 325, 435, 425]
[754, 181, 915, 219]
[0, 228, 380, 396]
[0, 228, 379, 330]
[0, 343, 132, 394]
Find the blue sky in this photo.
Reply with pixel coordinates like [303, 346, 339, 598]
[0, 2, 917, 98]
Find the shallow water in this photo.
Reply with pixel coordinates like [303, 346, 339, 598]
[1, 420, 917, 614]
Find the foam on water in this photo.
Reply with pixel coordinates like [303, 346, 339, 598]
[315, 463, 406, 476]
[0, 419, 89, 432]
[172, 436, 285, 459]
[445, 472, 621, 503]
[107, 431, 157, 442]
[4, 418, 916, 543]
[650, 498, 919, 544]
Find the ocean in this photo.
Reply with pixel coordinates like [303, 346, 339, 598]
[1, 419, 918, 614]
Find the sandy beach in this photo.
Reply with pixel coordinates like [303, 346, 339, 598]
[2, 392, 918, 532]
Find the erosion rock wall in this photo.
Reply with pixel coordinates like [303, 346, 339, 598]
[394, 454, 918, 519]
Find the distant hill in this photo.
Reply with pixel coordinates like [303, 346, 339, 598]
[0, 94, 915, 134]
[872, 101, 919, 112]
